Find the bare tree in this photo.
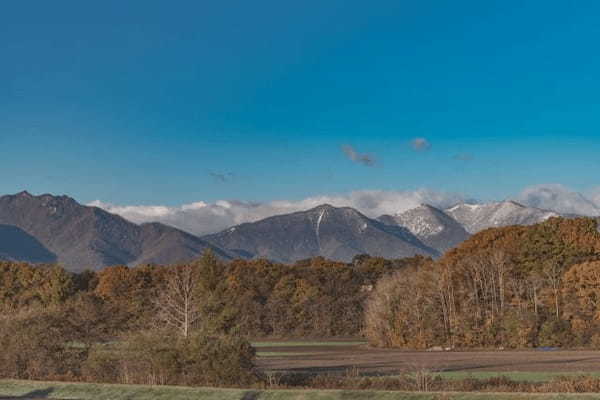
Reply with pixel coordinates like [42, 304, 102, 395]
[544, 261, 562, 319]
[155, 264, 201, 338]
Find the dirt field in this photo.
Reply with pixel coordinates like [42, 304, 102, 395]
[255, 341, 600, 375]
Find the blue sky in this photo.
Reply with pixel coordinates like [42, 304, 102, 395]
[2, 0, 600, 206]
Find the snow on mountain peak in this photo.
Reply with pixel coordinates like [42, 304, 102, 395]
[445, 200, 560, 234]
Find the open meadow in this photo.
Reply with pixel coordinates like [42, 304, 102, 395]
[5, 379, 600, 400]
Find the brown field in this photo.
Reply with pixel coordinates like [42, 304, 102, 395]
[255, 341, 600, 376]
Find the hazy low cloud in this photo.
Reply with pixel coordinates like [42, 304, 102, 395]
[90, 184, 600, 237]
[411, 137, 431, 151]
[341, 145, 376, 166]
[517, 184, 600, 216]
[90, 189, 467, 236]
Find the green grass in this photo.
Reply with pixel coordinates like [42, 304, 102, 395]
[252, 340, 367, 348]
[3, 380, 600, 400]
[433, 372, 600, 383]
[257, 351, 323, 357]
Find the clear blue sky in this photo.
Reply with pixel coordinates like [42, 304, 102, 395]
[2, 0, 600, 205]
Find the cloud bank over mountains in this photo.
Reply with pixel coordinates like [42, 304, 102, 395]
[89, 184, 600, 236]
[90, 190, 468, 236]
[516, 184, 600, 216]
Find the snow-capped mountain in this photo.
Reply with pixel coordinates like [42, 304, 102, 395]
[378, 204, 470, 252]
[203, 204, 439, 263]
[445, 200, 559, 234]
[201, 201, 570, 262]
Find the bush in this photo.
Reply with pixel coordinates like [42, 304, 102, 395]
[83, 331, 258, 387]
[0, 309, 85, 380]
[184, 334, 257, 386]
[538, 318, 573, 347]
[81, 347, 120, 383]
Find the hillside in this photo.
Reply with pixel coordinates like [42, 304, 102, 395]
[0, 191, 231, 271]
[204, 204, 438, 262]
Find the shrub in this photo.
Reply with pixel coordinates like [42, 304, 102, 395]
[81, 347, 120, 383]
[538, 318, 573, 347]
[0, 309, 85, 380]
[83, 331, 258, 387]
[184, 333, 257, 386]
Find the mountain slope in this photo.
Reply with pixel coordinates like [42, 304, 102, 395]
[445, 200, 558, 234]
[0, 224, 57, 263]
[0, 191, 231, 271]
[378, 204, 471, 253]
[203, 204, 438, 263]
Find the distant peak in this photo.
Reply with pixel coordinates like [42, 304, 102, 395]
[418, 203, 439, 210]
[16, 190, 33, 197]
[503, 200, 526, 208]
[447, 202, 480, 211]
[312, 203, 336, 211]
[399, 203, 442, 215]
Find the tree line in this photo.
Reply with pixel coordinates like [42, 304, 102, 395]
[0, 253, 426, 338]
[365, 217, 600, 349]
[0, 250, 425, 383]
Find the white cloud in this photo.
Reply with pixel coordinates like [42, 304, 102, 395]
[90, 184, 600, 237]
[89, 189, 468, 236]
[517, 184, 600, 216]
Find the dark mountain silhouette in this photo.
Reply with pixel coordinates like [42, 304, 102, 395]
[0, 224, 57, 263]
[0, 191, 232, 271]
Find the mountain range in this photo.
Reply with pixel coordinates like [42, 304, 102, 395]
[203, 204, 438, 263]
[0, 191, 232, 271]
[0, 191, 569, 270]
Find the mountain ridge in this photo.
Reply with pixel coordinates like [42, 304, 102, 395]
[378, 204, 471, 252]
[444, 200, 559, 234]
[203, 204, 439, 263]
[0, 192, 582, 269]
[0, 191, 233, 271]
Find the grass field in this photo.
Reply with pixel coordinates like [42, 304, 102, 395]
[432, 371, 600, 383]
[256, 351, 323, 357]
[3, 380, 600, 400]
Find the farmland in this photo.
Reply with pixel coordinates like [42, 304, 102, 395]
[6, 341, 600, 399]
[255, 340, 600, 378]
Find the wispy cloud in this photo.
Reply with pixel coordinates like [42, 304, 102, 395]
[411, 137, 431, 151]
[341, 145, 376, 166]
[453, 153, 474, 161]
[209, 171, 235, 182]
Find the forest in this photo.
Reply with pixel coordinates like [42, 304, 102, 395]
[4, 216, 600, 385]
